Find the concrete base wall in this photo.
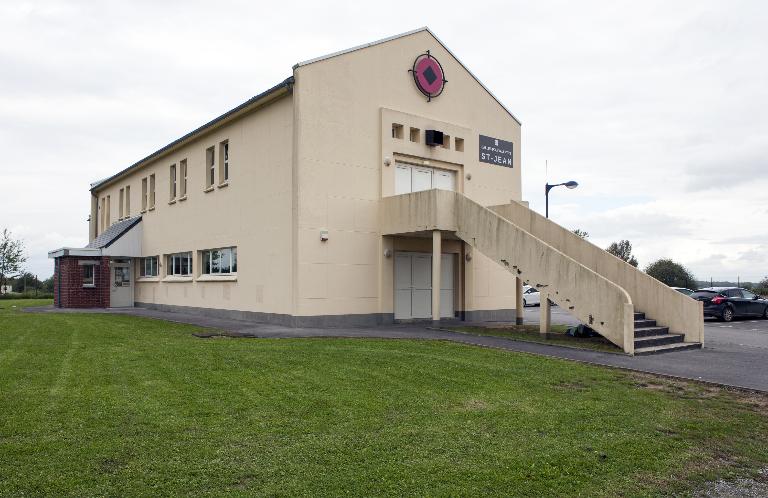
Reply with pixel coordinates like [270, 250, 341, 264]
[135, 301, 515, 328]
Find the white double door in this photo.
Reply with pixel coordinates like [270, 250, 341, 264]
[395, 163, 456, 195]
[394, 252, 454, 319]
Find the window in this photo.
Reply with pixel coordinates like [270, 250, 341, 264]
[409, 127, 420, 143]
[119, 188, 124, 219]
[201, 247, 237, 275]
[141, 178, 148, 212]
[442, 134, 451, 149]
[392, 123, 403, 139]
[394, 163, 456, 194]
[724, 289, 742, 298]
[180, 159, 187, 197]
[219, 141, 229, 183]
[83, 264, 95, 286]
[167, 252, 192, 276]
[139, 256, 158, 277]
[149, 174, 156, 208]
[106, 195, 111, 226]
[125, 185, 131, 217]
[743, 290, 757, 300]
[100, 197, 106, 232]
[455, 137, 464, 152]
[206, 146, 215, 188]
[170, 164, 177, 201]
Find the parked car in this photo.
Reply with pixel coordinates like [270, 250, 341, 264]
[671, 287, 694, 296]
[691, 287, 768, 322]
[523, 286, 540, 307]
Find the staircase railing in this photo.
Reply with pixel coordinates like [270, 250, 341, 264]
[489, 202, 704, 345]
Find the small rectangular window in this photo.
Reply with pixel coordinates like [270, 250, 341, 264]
[180, 159, 187, 197]
[83, 264, 95, 286]
[442, 134, 451, 149]
[118, 188, 124, 219]
[125, 185, 131, 216]
[409, 127, 420, 143]
[201, 247, 237, 275]
[149, 174, 156, 208]
[455, 137, 464, 152]
[141, 178, 148, 211]
[392, 123, 403, 139]
[206, 146, 215, 188]
[139, 256, 158, 277]
[169, 164, 177, 200]
[106, 195, 111, 225]
[167, 252, 192, 276]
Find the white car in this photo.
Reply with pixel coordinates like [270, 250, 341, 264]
[523, 286, 540, 307]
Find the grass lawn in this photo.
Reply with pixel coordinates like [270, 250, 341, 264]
[449, 324, 622, 353]
[1, 299, 767, 496]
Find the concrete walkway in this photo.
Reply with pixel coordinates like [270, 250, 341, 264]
[26, 305, 768, 392]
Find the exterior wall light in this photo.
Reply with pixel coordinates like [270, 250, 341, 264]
[465, 252, 472, 262]
[383, 157, 391, 167]
[320, 230, 329, 242]
[466, 173, 472, 181]
[384, 249, 393, 258]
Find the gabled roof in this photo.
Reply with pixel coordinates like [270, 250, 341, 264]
[294, 27, 521, 125]
[86, 215, 142, 249]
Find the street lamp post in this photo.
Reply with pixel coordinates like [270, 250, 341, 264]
[545, 180, 578, 218]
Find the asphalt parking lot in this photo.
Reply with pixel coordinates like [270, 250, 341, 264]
[522, 305, 768, 350]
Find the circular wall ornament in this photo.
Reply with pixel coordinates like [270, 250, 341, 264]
[409, 50, 447, 101]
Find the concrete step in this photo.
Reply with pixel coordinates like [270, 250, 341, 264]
[634, 342, 702, 356]
[634, 311, 645, 320]
[634, 318, 657, 328]
[634, 333, 684, 349]
[633, 326, 670, 338]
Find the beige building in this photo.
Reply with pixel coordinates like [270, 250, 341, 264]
[49, 28, 704, 354]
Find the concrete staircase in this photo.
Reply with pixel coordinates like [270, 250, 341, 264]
[633, 311, 703, 355]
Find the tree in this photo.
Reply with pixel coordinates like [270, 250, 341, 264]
[572, 229, 589, 239]
[645, 259, 697, 289]
[42, 276, 55, 294]
[606, 240, 638, 267]
[0, 229, 26, 291]
[12, 272, 41, 293]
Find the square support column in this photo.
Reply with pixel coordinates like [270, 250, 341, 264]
[540, 291, 551, 336]
[432, 230, 441, 323]
[515, 277, 524, 325]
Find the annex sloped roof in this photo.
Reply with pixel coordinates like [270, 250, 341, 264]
[86, 215, 142, 249]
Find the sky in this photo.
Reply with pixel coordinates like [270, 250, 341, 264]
[1, 0, 766, 282]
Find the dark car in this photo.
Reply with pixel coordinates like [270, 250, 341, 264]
[691, 287, 768, 322]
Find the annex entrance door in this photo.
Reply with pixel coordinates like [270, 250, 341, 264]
[110, 260, 133, 308]
[394, 252, 454, 320]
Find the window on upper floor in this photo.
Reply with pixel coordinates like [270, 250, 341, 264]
[167, 252, 192, 276]
[170, 164, 177, 201]
[106, 195, 111, 225]
[392, 123, 403, 139]
[219, 140, 229, 184]
[201, 246, 237, 275]
[139, 256, 158, 277]
[125, 185, 131, 217]
[205, 146, 215, 189]
[119, 188, 124, 219]
[149, 174, 156, 209]
[141, 178, 148, 212]
[179, 159, 188, 198]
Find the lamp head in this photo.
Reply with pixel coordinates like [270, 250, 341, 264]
[565, 181, 578, 189]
